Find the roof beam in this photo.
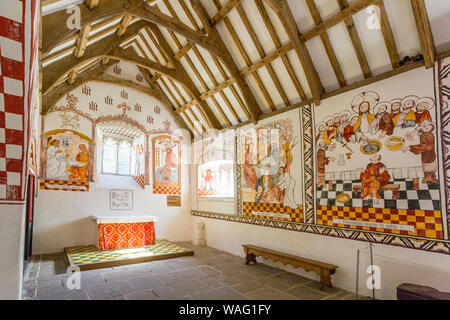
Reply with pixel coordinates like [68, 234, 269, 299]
[74, 24, 91, 58]
[410, 0, 435, 68]
[116, 14, 133, 36]
[86, 0, 100, 10]
[378, 0, 400, 68]
[147, 22, 222, 130]
[337, 0, 372, 79]
[273, 0, 323, 105]
[305, 0, 346, 87]
[210, 0, 241, 26]
[190, 0, 262, 122]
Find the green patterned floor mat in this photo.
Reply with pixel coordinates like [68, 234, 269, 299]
[65, 239, 193, 266]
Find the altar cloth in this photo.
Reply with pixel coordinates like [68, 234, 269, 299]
[91, 216, 156, 251]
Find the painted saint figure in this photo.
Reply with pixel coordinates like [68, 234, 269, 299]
[317, 140, 335, 188]
[46, 139, 68, 178]
[373, 102, 394, 138]
[415, 97, 433, 125]
[243, 145, 257, 189]
[402, 120, 437, 183]
[68, 144, 89, 181]
[358, 154, 391, 203]
[162, 146, 177, 184]
[394, 96, 417, 128]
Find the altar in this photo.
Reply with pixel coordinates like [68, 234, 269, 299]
[91, 216, 157, 251]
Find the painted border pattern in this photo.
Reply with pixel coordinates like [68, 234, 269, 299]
[301, 105, 315, 223]
[192, 210, 450, 255]
[438, 58, 450, 238]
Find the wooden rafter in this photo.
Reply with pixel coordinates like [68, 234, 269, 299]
[337, 0, 372, 79]
[273, 0, 323, 105]
[377, 0, 400, 68]
[86, 0, 100, 10]
[410, 0, 435, 68]
[191, 0, 263, 122]
[254, 0, 306, 100]
[236, 3, 290, 106]
[74, 24, 91, 58]
[305, 0, 346, 87]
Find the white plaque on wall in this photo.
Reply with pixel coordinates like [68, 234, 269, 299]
[110, 189, 133, 210]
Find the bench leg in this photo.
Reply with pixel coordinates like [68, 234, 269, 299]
[245, 253, 257, 265]
[319, 271, 333, 290]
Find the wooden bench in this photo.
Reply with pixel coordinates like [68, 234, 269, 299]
[242, 244, 338, 289]
[352, 183, 400, 200]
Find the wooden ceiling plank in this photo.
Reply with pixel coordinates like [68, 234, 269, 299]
[254, 0, 306, 100]
[275, 0, 323, 105]
[378, 0, 400, 68]
[236, 3, 290, 106]
[210, 0, 241, 26]
[210, 0, 275, 112]
[410, 0, 435, 68]
[305, 0, 346, 87]
[193, 0, 263, 121]
[179, 1, 238, 124]
[337, 0, 372, 79]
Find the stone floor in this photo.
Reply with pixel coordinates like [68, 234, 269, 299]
[23, 242, 359, 300]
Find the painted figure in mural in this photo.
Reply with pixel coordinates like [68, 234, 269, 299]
[68, 144, 89, 181]
[275, 166, 299, 209]
[243, 144, 257, 189]
[402, 120, 437, 183]
[374, 101, 394, 139]
[316, 122, 326, 143]
[358, 154, 391, 203]
[415, 97, 433, 125]
[390, 99, 402, 125]
[253, 144, 279, 203]
[202, 169, 215, 190]
[337, 111, 350, 142]
[162, 146, 177, 184]
[352, 91, 379, 139]
[395, 96, 417, 128]
[343, 115, 359, 143]
[46, 139, 68, 178]
[317, 140, 335, 188]
[323, 117, 337, 145]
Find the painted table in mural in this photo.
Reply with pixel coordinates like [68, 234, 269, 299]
[91, 216, 157, 251]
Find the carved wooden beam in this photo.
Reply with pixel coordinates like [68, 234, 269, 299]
[86, 0, 100, 10]
[116, 14, 133, 36]
[410, 0, 435, 68]
[210, 0, 241, 26]
[74, 24, 91, 58]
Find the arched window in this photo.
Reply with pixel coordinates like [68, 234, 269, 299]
[101, 137, 132, 176]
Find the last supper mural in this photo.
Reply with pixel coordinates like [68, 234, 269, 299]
[313, 69, 444, 240]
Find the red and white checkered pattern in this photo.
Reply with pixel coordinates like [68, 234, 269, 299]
[0, 0, 26, 202]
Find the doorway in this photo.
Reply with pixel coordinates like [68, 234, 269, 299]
[24, 175, 35, 265]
